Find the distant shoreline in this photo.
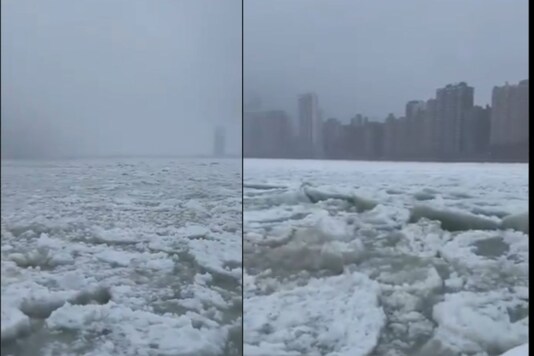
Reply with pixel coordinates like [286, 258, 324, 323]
[243, 156, 529, 164]
[1, 154, 242, 161]
[1, 155, 526, 164]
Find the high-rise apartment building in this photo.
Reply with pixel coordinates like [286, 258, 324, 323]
[405, 100, 426, 158]
[362, 121, 384, 159]
[490, 79, 529, 153]
[463, 105, 491, 157]
[423, 98, 438, 158]
[298, 93, 321, 157]
[322, 118, 343, 159]
[213, 126, 226, 157]
[395, 116, 410, 158]
[383, 114, 398, 159]
[435, 82, 474, 158]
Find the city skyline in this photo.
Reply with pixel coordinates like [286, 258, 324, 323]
[244, 78, 529, 163]
[245, 78, 526, 124]
[245, 0, 528, 122]
[246, 78, 527, 125]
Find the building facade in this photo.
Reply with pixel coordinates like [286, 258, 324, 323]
[213, 126, 226, 157]
[298, 93, 322, 157]
[490, 79, 529, 159]
[435, 82, 474, 158]
[405, 100, 426, 158]
[322, 118, 343, 159]
[462, 105, 491, 158]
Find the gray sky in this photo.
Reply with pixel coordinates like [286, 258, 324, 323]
[245, 0, 529, 122]
[2, 0, 241, 158]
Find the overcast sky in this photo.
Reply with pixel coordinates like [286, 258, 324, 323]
[2, 0, 241, 158]
[245, 0, 529, 122]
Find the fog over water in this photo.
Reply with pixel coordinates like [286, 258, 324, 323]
[2, 0, 242, 159]
[244, 0, 529, 120]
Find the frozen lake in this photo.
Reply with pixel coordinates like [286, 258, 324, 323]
[243, 159, 529, 356]
[1, 158, 242, 356]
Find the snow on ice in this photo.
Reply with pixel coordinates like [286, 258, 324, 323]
[1, 158, 242, 356]
[244, 159, 528, 356]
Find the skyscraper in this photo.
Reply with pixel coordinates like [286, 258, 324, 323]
[213, 126, 226, 157]
[362, 121, 384, 159]
[435, 82, 474, 158]
[423, 98, 438, 158]
[490, 79, 529, 159]
[322, 118, 343, 159]
[383, 114, 398, 160]
[405, 100, 426, 158]
[463, 105, 491, 157]
[298, 93, 321, 157]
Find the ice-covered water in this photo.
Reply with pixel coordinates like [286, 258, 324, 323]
[1, 158, 242, 356]
[244, 159, 529, 356]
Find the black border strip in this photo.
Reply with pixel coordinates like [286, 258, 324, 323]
[240, 0, 245, 354]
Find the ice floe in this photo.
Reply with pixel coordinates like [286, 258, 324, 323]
[1, 158, 242, 355]
[244, 159, 528, 356]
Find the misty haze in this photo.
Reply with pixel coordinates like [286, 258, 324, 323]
[244, 0, 528, 162]
[1, 1, 242, 355]
[2, 0, 241, 159]
[243, 1, 528, 356]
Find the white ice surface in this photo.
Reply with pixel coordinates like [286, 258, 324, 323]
[500, 343, 529, 356]
[1, 158, 242, 355]
[1, 301, 30, 342]
[244, 159, 528, 356]
[244, 271, 385, 356]
[47, 302, 229, 355]
[432, 290, 528, 353]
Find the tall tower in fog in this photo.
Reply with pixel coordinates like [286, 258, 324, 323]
[213, 126, 226, 157]
[298, 92, 321, 157]
[490, 79, 529, 151]
[435, 82, 474, 157]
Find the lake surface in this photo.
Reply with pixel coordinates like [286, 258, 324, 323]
[1, 158, 242, 356]
[244, 159, 528, 356]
